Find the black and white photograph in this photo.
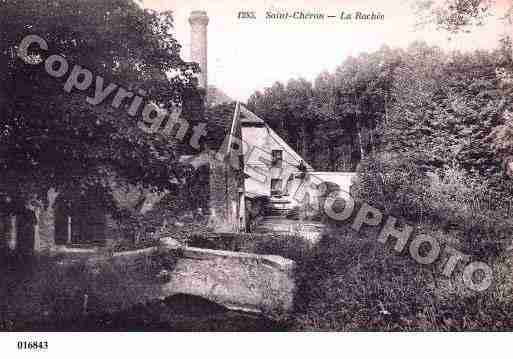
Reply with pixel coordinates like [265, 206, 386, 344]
[1, 0, 513, 356]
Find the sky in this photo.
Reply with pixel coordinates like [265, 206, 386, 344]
[143, 0, 512, 102]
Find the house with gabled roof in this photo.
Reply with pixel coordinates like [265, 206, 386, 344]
[205, 102, 356, 233]
[183, 10, 356, 233]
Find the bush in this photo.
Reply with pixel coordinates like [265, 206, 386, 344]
[292, 231, 513, 331]
[301, 153, 513, 330]
[355, 153, 430, 221]
[1, 251, 163, 330]
[239, 233, 313, 263]
[355, 154, 513, 258]
[187, 232, 313, 262]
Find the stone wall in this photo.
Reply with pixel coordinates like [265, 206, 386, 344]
[34, 201, 57, 253]
[0, 190, 58, 255]
[208, 103, 245, 232]
[208, 154, 242, 232]
[1, 187, 129, 255]
[159, 239, 296, 318]
[26, 239, 297, 320]
[0, 214, 11, 253]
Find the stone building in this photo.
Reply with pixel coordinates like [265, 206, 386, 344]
[189, 10, 356, 233]
[205, 102, 356, 233]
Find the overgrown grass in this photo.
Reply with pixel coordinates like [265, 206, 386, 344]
[0, 250, 163, 331]
[355, 154, 513, 257]
[287, 154, 513, 330]
[291, 228, 513, 331]
[188, 232, 312, 263]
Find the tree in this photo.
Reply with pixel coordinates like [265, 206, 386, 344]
[247, 49, 399, 172]
[0, 0, 200, 212]
[382, 40, 513, 191]
[284, 78, 315, 159]
[413, 0, 513, 179]
[248, 81, 290, 141]
[414, 0, 495, 34]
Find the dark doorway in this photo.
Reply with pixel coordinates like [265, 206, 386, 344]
[0, 213, 8, 253]
[54, 189, 108, 247]
[15, 207, 36, 256]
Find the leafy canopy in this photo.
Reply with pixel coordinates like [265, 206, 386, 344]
[0, 0, 201, 204]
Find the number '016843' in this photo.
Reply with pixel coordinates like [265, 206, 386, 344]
[17, 341, 48, 350]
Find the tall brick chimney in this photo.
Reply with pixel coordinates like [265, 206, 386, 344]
[189, 10, 209, 94]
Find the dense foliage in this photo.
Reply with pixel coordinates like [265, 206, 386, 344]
[247, 41, 513, 186]
[0, 0, 201, 208]
[244, 6, 513, 330]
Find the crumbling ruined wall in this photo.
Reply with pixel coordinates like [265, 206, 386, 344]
[34, 201, 56, 253]
[208, 153, 242, 232]
[208, 103, 245, 233]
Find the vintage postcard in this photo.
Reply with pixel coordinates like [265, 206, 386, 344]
[1, 0, 513, 356]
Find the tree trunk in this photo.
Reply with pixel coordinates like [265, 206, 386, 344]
[356, 121, 364, 160]
[329, 139, 336, 171]
[301, 122, 309, 161]
[353, 94, 364, 163]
